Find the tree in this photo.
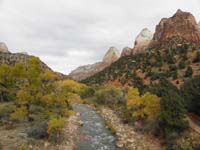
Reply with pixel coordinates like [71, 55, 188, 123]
[184, 66, 193, 77]
[142, 92, 160, 119]
[159, 90, 188, 136]
[12, 90, 34, 121]
[193, 51, 200, 63]
[182, 76, 200, 115]
[126, 87, 160, 119]
[148, 78, 179, 97]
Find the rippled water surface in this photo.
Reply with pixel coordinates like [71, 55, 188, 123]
[73, 104, 116, 150]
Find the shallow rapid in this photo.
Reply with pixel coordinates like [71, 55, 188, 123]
[73, 104, 116, 150]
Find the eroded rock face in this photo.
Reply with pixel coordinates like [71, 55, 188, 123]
[102, 47, 120, 64]
[132, 28, 153, 54]
[121, 47, 132, 57]
[150, 9, 200, 48]
[69, 47, 120, 81]
[0, 42, 9, 53]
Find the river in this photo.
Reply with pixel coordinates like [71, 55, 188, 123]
[73, 104, 116, 150]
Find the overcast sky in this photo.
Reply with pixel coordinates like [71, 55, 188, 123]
[0, 0, 199, 74]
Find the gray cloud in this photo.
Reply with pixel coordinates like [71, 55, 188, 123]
[0, 0, 199, 73]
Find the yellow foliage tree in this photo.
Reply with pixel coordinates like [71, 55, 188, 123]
[126, 87, 160, 119]
[126, 87, 142, 109]
[142, 92, 160, 119]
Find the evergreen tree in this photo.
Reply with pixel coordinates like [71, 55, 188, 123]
[182, 76, 200, 115]
[159, 90, 188, 136]
[184, 66, 193, 77]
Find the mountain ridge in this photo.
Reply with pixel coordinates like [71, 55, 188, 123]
[82, 9, 200, 87]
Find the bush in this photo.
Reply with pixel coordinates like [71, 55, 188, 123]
[47, 117, 65, 142]
[184, 66, 193, 77]
[0, 103, 15, 120]
[193, 51, 200, 63]
[178, 60, 186, 69]
[94, 85, 123, 106]
[80, 87, 95, 99]
[27, 121, 48, 139]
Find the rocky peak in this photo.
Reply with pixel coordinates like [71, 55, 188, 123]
[121, 47, 132, 57]
[103, 47, 120, 64]
[69, 47, 120, 81]
[132, 28, 153, 54]
[0, 42, 10, 53]
[150, 9, 200, 48]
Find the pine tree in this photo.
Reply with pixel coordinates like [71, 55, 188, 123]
[159, 90, 188, 136]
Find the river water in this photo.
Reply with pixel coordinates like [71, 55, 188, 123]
[73, 104, 116, 150]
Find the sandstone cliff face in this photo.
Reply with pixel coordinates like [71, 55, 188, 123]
[69, 47, 120, 81]
[103, 47, 120, 64]
[0, 42, 10, 53]
[121, 47, 132, 57]
[150, 9, 200, 48]
[132, 28, 153, 54]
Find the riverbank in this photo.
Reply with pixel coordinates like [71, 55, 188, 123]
[101, 107, 161, 150]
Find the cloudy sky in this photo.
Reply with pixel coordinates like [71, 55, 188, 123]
[0, 0, 199, 74]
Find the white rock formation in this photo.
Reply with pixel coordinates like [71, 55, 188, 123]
[121, 47, 132, 57]
[0, 42, 9, 53]
[69, 47, 120, 81]
[103, 47, 120, 64]
[132, 28, 153, 54]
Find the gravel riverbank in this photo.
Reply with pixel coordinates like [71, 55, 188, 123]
[101, 107, 161, 150]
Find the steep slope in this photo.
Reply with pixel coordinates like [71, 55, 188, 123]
[82, 10, 200, 88]
[69, 47, 120, 81]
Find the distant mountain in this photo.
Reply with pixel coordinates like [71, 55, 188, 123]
[0, 43, 68, 80]
[82, 10, 200, 87]
[68, 47, 120, 81]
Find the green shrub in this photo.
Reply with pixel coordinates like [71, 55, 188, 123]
[159, 90, 188, 137]
[193, 51, 200, 63]
[27, 121, 48, 139]
[178, 60, 186, 69]
[0, 103, 15, 120]
[182, 76, 200, 115]
[184, 66, 193, 77]
[94, 85, 124, 106]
